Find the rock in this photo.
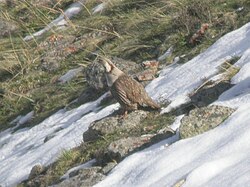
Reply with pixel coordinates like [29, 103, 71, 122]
[83, 116, 118, 142]
[135, 60, 159, 82]
[28, 164, 45, 180]
[26, 175, 47, 187]
[83, 110, 149, 142]
[136, 69, 157, 82]
[85, 57, 142, 90]
[190, 78, 233, 107]
[151, 127, 175, 142]
[167, 77, 233, 115]
[180, 105, 235, 139]
[106, 136, 153, 162]
[97, 127, 175, 164]
[101, 162, 117, 175]
[68, 166, 102, 178]
[53, 167, 105, 187]
[85, 61, 107, 90]
[121, 110, 149, 128]
[0, 19, 18, 38]
[44, 134, 56, 143]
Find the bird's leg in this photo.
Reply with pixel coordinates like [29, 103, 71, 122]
[118, 108, 128, 119]
[123, 110, 128, 118]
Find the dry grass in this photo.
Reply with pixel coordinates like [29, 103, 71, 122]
[1, 0, 249, 185]
[0, 0, 249, 131]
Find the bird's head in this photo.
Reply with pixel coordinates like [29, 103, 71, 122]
[98, 57, 124, 86]
[99, 57, 115, 73]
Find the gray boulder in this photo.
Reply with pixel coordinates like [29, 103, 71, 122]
[107, 136, 153, 161]
[83, 110, 149, 142]
[28, 164, 45, 180]
[101, 162, 117, 175]
[97, 128, 175, 164]
[190, 78, 233, 107]
[85, 57, 142, 90]
[180, 105, 234, 139]
[53, 167, 105, 187]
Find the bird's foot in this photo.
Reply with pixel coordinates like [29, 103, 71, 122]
[117, 109, 128, 120]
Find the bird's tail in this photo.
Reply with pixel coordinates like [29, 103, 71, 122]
[145, 97, 161, 110]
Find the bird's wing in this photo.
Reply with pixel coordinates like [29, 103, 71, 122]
[118, 75, 160, 109]
[113, 75, 147, 104]
[111, 75, 132, 106]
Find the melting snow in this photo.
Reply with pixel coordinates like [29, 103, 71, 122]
[0, 93, 119, 186]
[92, 2, 107, 14]
[23, 0, 105, 41]
[23, 1, 85, 41]
[58, 67, 83, 84]
[1, 8, 250, 187]
[95, 22, 250, 187]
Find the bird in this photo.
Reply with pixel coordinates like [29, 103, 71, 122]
[99, 57, 160, 115]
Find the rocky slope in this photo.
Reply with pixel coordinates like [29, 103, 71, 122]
[1, 0, 250, 186]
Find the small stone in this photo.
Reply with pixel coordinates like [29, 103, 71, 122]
[83, 116, 119, 142]
[54, 167, 105, 187]
[69, 166, 102, 178]
[190, 79, 233, 107]
[107, 136, 152, 162]
[150, 127, 175, 142]
[28, 164, 44, 180]
[136, 69, 157, 81]
[101, 162, 117, 175]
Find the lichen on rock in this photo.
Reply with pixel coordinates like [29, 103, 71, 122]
[83, 110, 149, 142]
[179, 105, 235, 139]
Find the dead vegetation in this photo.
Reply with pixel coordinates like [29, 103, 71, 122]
[1, 0, 250, 185]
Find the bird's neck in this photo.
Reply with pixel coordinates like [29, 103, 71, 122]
[105, 67, 124, 87]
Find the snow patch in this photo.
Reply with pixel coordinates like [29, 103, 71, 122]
[160, 95, 191, 114]
[0, 93, 119, 187]
[157, 46, 174, 62]
[2, 12, 250, 187]
[58, 67, 83, 84]
[23, 0, 86, 41]
[92, 2, 107, 14]
[23, 0, 109, 41]
[95, 22, 250, 187]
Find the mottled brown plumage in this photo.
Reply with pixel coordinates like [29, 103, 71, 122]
[99, 57, 160, 113]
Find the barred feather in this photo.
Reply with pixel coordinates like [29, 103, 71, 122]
[110, 74, 160, 111]
[100, 57, 160, 112]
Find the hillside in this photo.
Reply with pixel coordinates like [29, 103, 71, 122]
[1, 0, 250, 186]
